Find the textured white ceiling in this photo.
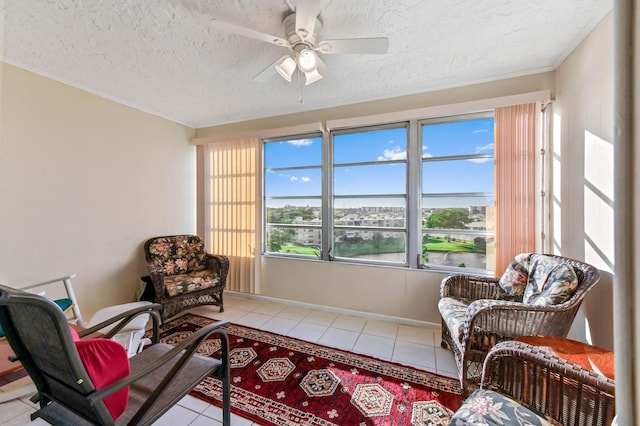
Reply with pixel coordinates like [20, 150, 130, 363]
[2, 0, 612, 128]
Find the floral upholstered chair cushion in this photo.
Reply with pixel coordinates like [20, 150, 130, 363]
[495, 252, 531, 301]
[495, 253, 578, 306]
[146, 235, 220, 297]
[164, 270, 220, 297]
[522, 254, 579, 306]
[449, 389, 556, 426]
[146, 235, 207, 274]
[437, 297, 470, 346]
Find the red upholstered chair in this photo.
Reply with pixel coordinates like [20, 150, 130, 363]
[0, 284, 231, 426]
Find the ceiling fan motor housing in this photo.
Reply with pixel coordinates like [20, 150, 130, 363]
[283, 13, 322, 50]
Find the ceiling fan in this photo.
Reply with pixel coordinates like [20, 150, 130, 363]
[209, 0, 389, 85]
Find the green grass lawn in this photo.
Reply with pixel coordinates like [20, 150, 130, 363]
[279, 244, 320, 256]
[424, 237, 484, 253]
[272, 237, 483, 257]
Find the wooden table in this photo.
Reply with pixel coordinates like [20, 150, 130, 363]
[515, 335, 615, 380]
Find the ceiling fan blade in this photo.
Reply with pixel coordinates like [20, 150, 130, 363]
[295, 0, 321, 41]
[211, 18, 291, 48]
[316, 37, 389, 55]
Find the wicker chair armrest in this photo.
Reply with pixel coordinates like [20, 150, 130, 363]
[205, 253, 230, 284]
[481, 340, 615, 426]
[146, 263, 166, 298]
[440, 274, 499, 300]
[462, 299, 578, 344]
[466, 298, 567, 317]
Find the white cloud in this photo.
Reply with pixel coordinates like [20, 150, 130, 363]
[468, 158, 491, 163]
[422, 145, 433, 158]
[473, 129, 489, 134]
[287, 139, 313, 147]
[475, 143, 494, 153]
[280, 173, 311, 183]
[377, 145, 407, 161]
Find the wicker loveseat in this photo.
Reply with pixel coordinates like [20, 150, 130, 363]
[449, 340, 615, 426]
[143, 235, 229, 322]
[439, 253, 601, 390]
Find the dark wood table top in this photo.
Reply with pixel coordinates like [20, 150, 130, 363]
[516, 335, 615, 380]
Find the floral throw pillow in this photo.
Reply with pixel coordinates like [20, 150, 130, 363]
[523, 254, 579, 306]
[449, 389, 556, 426]
[495, 253, 532, 302]
[147, 236, 207, 274]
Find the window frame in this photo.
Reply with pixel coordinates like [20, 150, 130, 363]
[262, 132, 324, 259]
[261, 112, 496, 274]
[330, 123, 410, 266]
[419, 111, 495, 274]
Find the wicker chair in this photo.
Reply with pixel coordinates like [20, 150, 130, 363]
[144, 235, 229, 322]
[450, 340, 615, 426]
[439, 253, 601, 391]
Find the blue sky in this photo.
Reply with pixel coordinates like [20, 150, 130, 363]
[264, 117, 494, 208]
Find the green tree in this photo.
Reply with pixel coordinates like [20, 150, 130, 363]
[269, 229, 293, 251]
[372, 232, 384, 249]
[474, 236, 486, 251]
[425, 209, 471, 229]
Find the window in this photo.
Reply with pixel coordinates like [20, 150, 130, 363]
[262, 112, 496, 273]
[420, 114, 495, 273]
[263, 134, 323, 258]
[332, 125, 408, 264]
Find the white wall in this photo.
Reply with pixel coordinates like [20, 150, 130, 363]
[552, 13, 614, 349]
[0, 63, 196, 318]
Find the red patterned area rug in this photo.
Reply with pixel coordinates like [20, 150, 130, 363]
[158, 313, 464, 425]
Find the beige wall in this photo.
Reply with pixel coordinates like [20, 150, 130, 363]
[552, 13, 614, 349]
[0, 63, 196, 319]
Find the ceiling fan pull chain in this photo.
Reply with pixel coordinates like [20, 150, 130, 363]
[299, 73, 305, 104]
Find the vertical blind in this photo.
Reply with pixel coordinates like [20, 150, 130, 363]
[205, 138, 261, 294]
[494, 103, 538, 275]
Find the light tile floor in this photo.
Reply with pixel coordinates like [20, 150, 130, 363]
[0, 295, 458, 425]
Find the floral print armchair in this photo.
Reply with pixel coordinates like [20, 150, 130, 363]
[438, 253, 600, 390]
[144, 235, 229, 322]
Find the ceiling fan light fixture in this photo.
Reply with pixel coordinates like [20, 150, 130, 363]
[296, 48, 319, 73]
[275, 56, 297, 82]
[303, 68, 323, 85]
